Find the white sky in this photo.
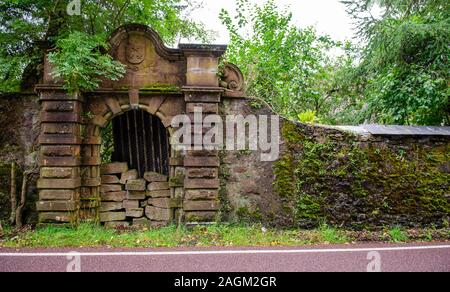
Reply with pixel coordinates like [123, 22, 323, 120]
[188, 0, 356, 44]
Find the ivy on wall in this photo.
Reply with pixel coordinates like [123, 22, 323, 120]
[275, 122, 450, 230]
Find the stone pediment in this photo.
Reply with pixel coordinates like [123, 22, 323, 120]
[104, 24, 186, 89]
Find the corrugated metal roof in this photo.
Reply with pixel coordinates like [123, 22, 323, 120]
[361, 125, 450, 136]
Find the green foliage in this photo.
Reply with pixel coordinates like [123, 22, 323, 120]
[340, 0, 450, 125]
[220, 0, 341, 120]
[0, 0, 210, 93]
[389, 227, 409, 242]
[221, 0, 448, 126]
[100, 122, 114, 164]
[1, 223, 448, 247]
[48, 32, 126, 93]
[319, 224, 349, 243]
[298, 111, 321, 124]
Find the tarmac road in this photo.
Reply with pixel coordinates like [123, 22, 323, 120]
[0, 243, 449, 272]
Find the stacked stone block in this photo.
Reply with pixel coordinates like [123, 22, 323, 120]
[80, 124, 102, 222]
[179, 46, 226, 224]
[182, 88, 222, 223]
[99, 162, 175, 228]
[36, 88, 82, 223]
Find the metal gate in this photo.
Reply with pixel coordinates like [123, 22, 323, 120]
[112, 110, 170, 177]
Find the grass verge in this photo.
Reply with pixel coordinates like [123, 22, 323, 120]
[0, 223, 448, 249]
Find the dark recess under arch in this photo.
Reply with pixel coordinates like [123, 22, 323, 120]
[112, 110, 169, 177]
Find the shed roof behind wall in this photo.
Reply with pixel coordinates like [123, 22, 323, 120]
[331, 125, 450, 137]
[361, 125, 450, 136]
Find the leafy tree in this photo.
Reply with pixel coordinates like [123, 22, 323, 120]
[0, 0, 210, 93]
[48, 32, 126, 94]
[220, 0, 341, 120]
[341, 0, 450, 125]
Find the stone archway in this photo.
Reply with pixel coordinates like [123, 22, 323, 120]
[36, 24, 246, 226]
[79, 93, 185, 227]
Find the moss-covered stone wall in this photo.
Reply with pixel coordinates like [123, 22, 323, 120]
[275, 122, 450, 230]
[221, 98, 449, 230]
[0, 94, 40, 224]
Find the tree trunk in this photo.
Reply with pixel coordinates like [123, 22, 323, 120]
[15, 173, 28, 229]
[9, 162, 17, 225]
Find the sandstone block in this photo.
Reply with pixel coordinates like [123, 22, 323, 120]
[148, 182, 170, 191]
[184, 157, 219, 167]
[187, 150, 219, 157]
[126, 208, 144, 218]
[148, 198, 171, 209]
[100, 191, 126, 202]
[127, 191, 146, 200]
[40, 167, 73, 179]
[186, 168, 218, 179]
[36, 201, 78, 212]
[101, 162, 128, 175]
[123, 200, 140, 209]
[184, 179, 220, 190]
[100, 212, 126, 222]
[39, 190, 77, 201]
[185, 190, 219, 201]
[147, 190, 171, 198]
[39, 212, 73, 223]
[126, 179, 147, 191]
[99, 202, 123, 212]
[37, 178, 81, 189]
[101, 175, 120, 184]
[187, 103, 219, 114]
[101, 184, 123, 193]
[145, 206, 171, 221]
[41, 145, 77, 157]
[144, 172, 168, 183]
[120, 169, 138, 184]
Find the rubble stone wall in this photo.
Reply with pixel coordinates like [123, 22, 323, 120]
[220, 98, 450, 230]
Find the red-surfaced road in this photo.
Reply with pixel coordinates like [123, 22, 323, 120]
[0, 243, 449, 272]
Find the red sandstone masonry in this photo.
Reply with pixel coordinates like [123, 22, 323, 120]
[36, 25, 242, 226]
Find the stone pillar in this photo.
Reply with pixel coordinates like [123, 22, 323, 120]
[181, 45, 226, 223]
[80, 124, 102, 222]
[36, 86, 82, 224]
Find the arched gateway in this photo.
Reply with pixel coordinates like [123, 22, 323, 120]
[36, 24, 245, 227]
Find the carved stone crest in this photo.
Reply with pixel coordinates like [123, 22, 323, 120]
[126, 40, 146, 65]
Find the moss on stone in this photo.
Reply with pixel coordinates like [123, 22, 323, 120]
[274, 121, 450, 230]
[236, 206, 263, 223]
[218, 150, 232, 222]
